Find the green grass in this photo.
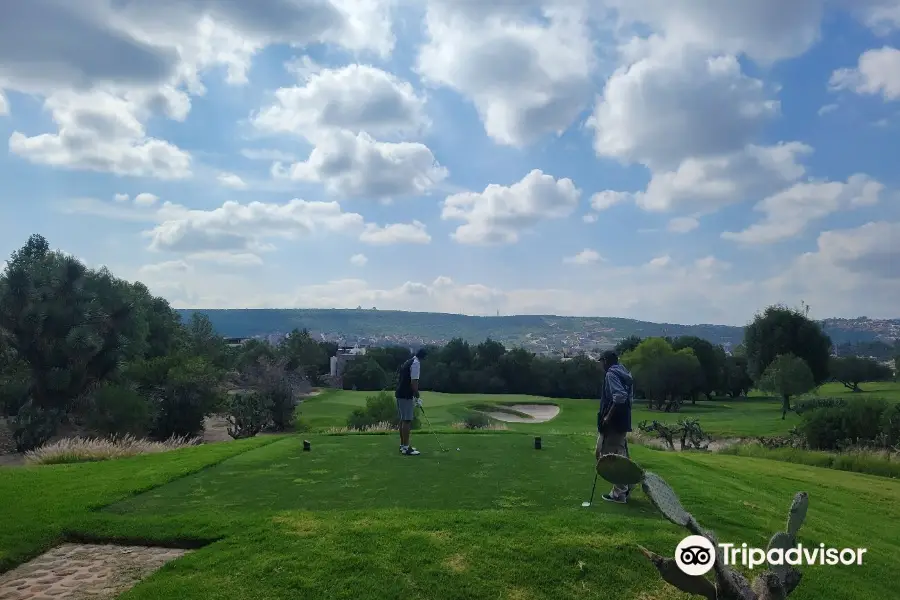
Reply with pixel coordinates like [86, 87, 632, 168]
[298, 390, 805, 438]
[3, 432, 899, 599]
[721, 444, 900, 479]
[0, 436, 276, 572]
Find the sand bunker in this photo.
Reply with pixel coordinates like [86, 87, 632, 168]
[485, 404, 560, 423]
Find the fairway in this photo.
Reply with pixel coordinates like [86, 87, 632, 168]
[299, 390, 809, 438]
[3, 430, 899, 599]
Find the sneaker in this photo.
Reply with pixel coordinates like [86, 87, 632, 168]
[402, 446, 420, 456]
[601, 493, 626, 504]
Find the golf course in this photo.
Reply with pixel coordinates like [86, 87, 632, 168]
[2, 384, 899, 599]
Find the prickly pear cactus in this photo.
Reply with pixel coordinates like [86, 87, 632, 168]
[786, 492, 808, 539]
[641, 472, 692, 527]
[610, 451, 812, 600]
[595, 453, 645, 485]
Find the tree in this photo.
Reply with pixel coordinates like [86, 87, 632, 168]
[895, 355, 900, 382]
[621, 338, 703, 411]
[744, 304, 832, 385]
[615, 335, 642, 355]
[672, 336, 724, 401]
[341, 356, 388, 391]
[279, 328, 327, 382]
[185, 313, 231, 369]
[719, 355, 752, 398]
[0, 235, 136, 416]
[758, 354, 815, 419]
[829, 356, 893, 392]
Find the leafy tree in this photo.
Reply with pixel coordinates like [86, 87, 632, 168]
[758, 353, 815, 420]
[279, 328, 327, 382]
[474, 338, 506, 369]
[0, 235, 136, 419]
[341, 356, 389, 391]
[744, 304, 832, 385]
[829, 356, 893, 392]
[185, 312, 231, 369]
[672, 336, 724, 401]
[235, 338, 278, 372]
[719, 355, 752, 398]
[621, 338, 703, 411]
[614, 335, 642, 355]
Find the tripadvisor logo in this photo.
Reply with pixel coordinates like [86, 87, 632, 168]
[674, 535, 868, 576]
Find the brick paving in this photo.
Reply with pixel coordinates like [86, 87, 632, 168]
[0, 544, 191, 599]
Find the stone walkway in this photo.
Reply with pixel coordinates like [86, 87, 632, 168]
[0, 544, 191, 599]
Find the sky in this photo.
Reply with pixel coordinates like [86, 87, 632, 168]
[0, 0, 899, 326]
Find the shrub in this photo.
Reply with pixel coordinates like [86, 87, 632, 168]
[880, 403, 900, 447]
[11, 401, 61, 452]
[86, 383, 154, 437]
[24, 434, 198, 465]
[346, 391, 420, 431]
[794, 397, 847, 415]
[0, 363, 29, 417]
[226, 392, 270, 439]
[150, 357, 223, 440]
[800, 398, 890, 450]
[462, 411, 492, 429]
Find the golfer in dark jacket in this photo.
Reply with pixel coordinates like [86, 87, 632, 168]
[596, 350, 635, 503]
[395, 348, 426, 456]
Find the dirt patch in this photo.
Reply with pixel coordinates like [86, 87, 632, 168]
[485, 404, 560, 423]
[201, 415, 233, 444]
[0, 543, 190, 599]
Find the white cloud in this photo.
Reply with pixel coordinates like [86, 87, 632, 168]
[588, 48, 779, 170]
[604, 0, 828, 64]
[145, 199, 364, 257]
[272, 130, 447, 199]
[722, 175, 885, 244]
[416, 1, 596, 146]
[0, 91, 8, 116]
[9, 89, 192, 179]
[218, 172, 248, 189]
[253, 64, 428, 140]
[134, 193, 159, 207]
[647, 255, 672, 268]
[830, 46, 900, 101]
[818, 103, 838, 116]
[114, 193, 130, 203]
[350, 253, 368, 267]
[590, 191, 632, 212]
[582, 214, 599, 223]
[563, 249, 602, 264]
[667, 217, 700, 233]
[360, 221, 431, 245]
[442, 170, 581, 245]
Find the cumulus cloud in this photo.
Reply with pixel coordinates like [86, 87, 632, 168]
[590, 191, 632, 212]
[9, 89, 192, 179]
[272, 130, 447, 199]
[563, 249, 603, 264]
[218, 172, 248, 189]
[667, 217, 700, 233]
[253, 64, 428, 140]
[0, 91, 9, 116]
[360, 221, 431, 245]
[830, 46, 900, 101]
[588, 48, 779, 170]
[442, 170, 581, 245]
[350, 253, 368, 267]
[134, 193, 159, 207]
[722, 175, 885, 244]
[114, 193, 129, 203]
[416, 1, 596, 146]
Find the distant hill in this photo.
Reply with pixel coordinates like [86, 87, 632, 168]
[177, 308, 900, 352]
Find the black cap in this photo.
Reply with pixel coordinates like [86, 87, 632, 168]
[600, 350, 618, 365]
[415, 348, 428, 359]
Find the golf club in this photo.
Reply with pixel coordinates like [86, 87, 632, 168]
[419, 404, 449, 452]
[582, 472, 599, 507]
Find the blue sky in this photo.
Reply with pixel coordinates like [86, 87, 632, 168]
[1, 0, 899, 325]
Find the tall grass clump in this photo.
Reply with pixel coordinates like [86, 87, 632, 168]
[24, 435, 200, 465]
[720, 443, 900, 478]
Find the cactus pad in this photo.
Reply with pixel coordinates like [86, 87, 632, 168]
[638, 545, 717, 600]
[766, 532, 795, 583]
[595, 453, 645, 485]
[786, 491, 808, 538]
[641, 472, 692, 527]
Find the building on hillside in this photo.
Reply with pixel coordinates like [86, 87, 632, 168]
[223, 337, 250, 348]
[329, 344, 368, 378]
